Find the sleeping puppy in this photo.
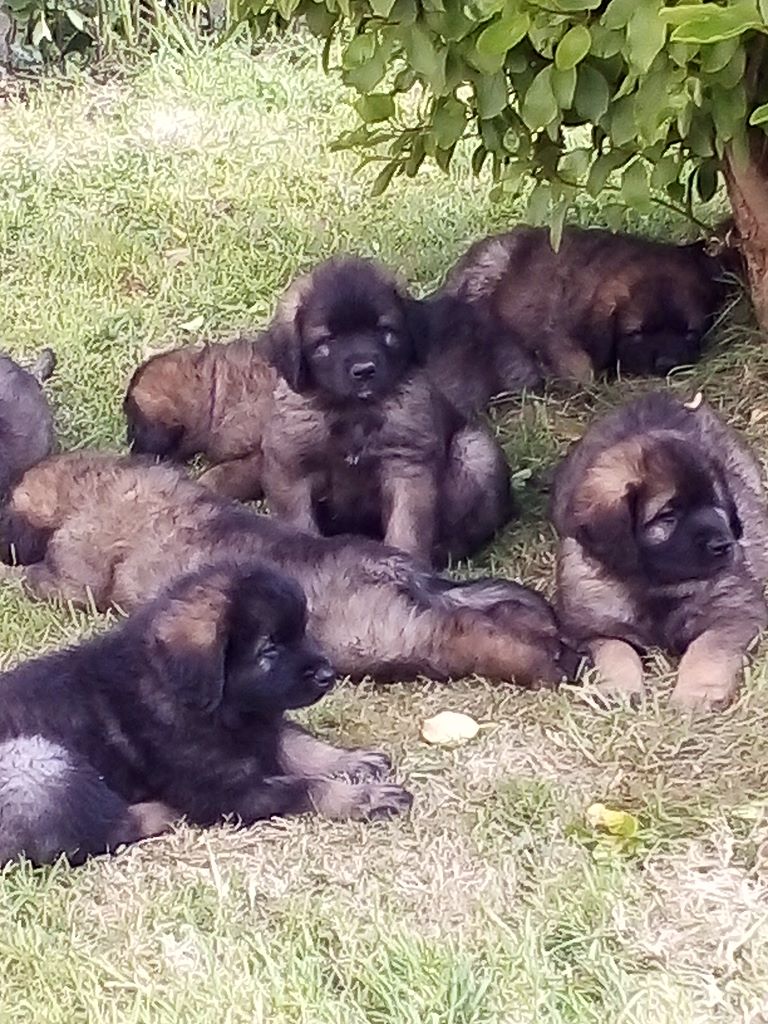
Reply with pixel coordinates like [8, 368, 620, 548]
[425, 227, 724, 415]
[263, 255, 512, 565]
[2, 452, 575, 688]
[550, 391, 768, 710]
[0, 560, 412, 867]
[0, 347, 57, 496]
[124, 336, 276, 501]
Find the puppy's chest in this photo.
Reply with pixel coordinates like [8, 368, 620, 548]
[325, 411, 399, 469]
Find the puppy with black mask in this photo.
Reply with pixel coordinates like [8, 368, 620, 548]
[262, 255, 513, 567]
[0, 561, 412, 867]
[551, 391, 768, 711]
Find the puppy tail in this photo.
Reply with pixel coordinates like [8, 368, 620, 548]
[29, 348, 57, 384]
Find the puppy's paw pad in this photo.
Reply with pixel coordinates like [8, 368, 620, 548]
[340, 749, 391, 780]
[354, 783, 414, 820]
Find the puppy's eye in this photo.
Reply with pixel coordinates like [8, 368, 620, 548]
[313, 343, 331, 360]
[255, 640, 278, 671]
[383, 331, 399, 348]
[653, 509, 678, 528]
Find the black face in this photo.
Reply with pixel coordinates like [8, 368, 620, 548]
[635, 461, 741, 585]
[614, 281, 710, 377]
[223, 573, 335, 714]
[295, 259, 422, 402]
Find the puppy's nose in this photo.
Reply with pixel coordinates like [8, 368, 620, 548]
[349, 361, 376, 381]
[705, 535, 733, 559]
[310, 663, 336, 693]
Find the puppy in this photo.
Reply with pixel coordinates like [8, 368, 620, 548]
[262, 255, 512, 565]
[2, 452, 574, 688]
[425, 227, 724, 414]
[124, 336, 276, 500]
[0, 347, 57, 496]
[550, 391, 768, 710]
[0, 560, 412, 867]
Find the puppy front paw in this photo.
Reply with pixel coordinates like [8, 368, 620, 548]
[337, 748, 392, 781]
[351, 782, 414, 821]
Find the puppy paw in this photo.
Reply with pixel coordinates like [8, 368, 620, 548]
[337, 748, 392, 780]
[670, 679, 737, 713]
[352, 782, 414, 821]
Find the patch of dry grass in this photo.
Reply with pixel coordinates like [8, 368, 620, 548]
[1, 33, 768, 1024]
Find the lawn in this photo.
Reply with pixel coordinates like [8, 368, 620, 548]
[2, 33, 768, 1024]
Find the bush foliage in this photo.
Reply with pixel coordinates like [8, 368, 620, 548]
[236, 0, 768, 232]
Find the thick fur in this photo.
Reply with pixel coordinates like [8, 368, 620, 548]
[550, 392, 768, 710]
[0, 561, 412, 867]
[0, 349, 57, 497]
[124, 336, 277, 500]
[2, 452, 576, 688]
[425, 227, 725, 414]
[262, 255, 512, 565]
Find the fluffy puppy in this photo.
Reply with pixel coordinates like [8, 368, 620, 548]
[0, 560, 412, 867]
[425, 227, 724, 415]
[0, 348, 57, 496]
[2, 452, 575, 688]
[124, 336, 277, 500]
[262, 255, 512, 565]
[550, 391, 768, 710]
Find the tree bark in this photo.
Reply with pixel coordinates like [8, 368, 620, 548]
[724, 130, 768, 334]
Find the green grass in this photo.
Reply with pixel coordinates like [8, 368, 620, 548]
[2, 34, 768, 1024]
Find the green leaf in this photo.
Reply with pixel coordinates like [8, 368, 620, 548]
[665, 1, 763, 44]
[432, 97, 467, 146]
[371, 160, 401, 196]
[471, 144, 489, 175]
[404, 24, 447, 91]
[700, 36, 739, 73]
[750, 101, 768, 125]
[551, 66, 576, 108]
[608, 95, 637, 147]
[695, 159, 719, 202]
[621, 160, 650, 206]
[711, 83, 747, 141]
[627, 2, 667, 73]
[305, 4, 337, 36]
[521, 66, 558, 130]
[370, 0, 397, 14]
[602, 0, 639, 30]
[464, 0, 507, 19]
[555, 24, 591, 69]
[355, 93, 396, 122]
[526, 181, 551, 224]
[476, 11, 529, 54]
[549, 200, 570, 251]
[343, 33, 376, 68]
[650, 154, 680, 187]
[65, 7, 85, 30]
[574, 64, 610, 122]
[586, 149, 629, 195]
[344, 56, 388, 91]
[474, 70, 508, 118]
[559, 146, 591, 182]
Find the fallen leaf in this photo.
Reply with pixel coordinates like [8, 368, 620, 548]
[684, 391, 703, 410]
[179, 315, 205, 333]
[585, 802, 638, 838]
[421, 710, 480, 746]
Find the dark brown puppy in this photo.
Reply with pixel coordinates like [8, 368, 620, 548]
[2, 452, 574, 688]
[425, 227, 724, 415]
[124, 336, 277, 500]
[550, 391, 768, 710]
[0, 560, 411, 867]
[263, 256, 512, 565]
[0, 348, 57, 496]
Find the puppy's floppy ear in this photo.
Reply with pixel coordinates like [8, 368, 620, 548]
[265, 273, 312, 392]
[148, 572, 232, 711]
[713, 467, 743, 540]
[567, 440, 645, 576]
[400, 294, 433, 365]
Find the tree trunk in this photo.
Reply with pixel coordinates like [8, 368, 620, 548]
[724, 130, 768, 333]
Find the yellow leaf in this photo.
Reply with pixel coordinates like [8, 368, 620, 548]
[421, 711, 480, 745]
[585, 802, 638, 838]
